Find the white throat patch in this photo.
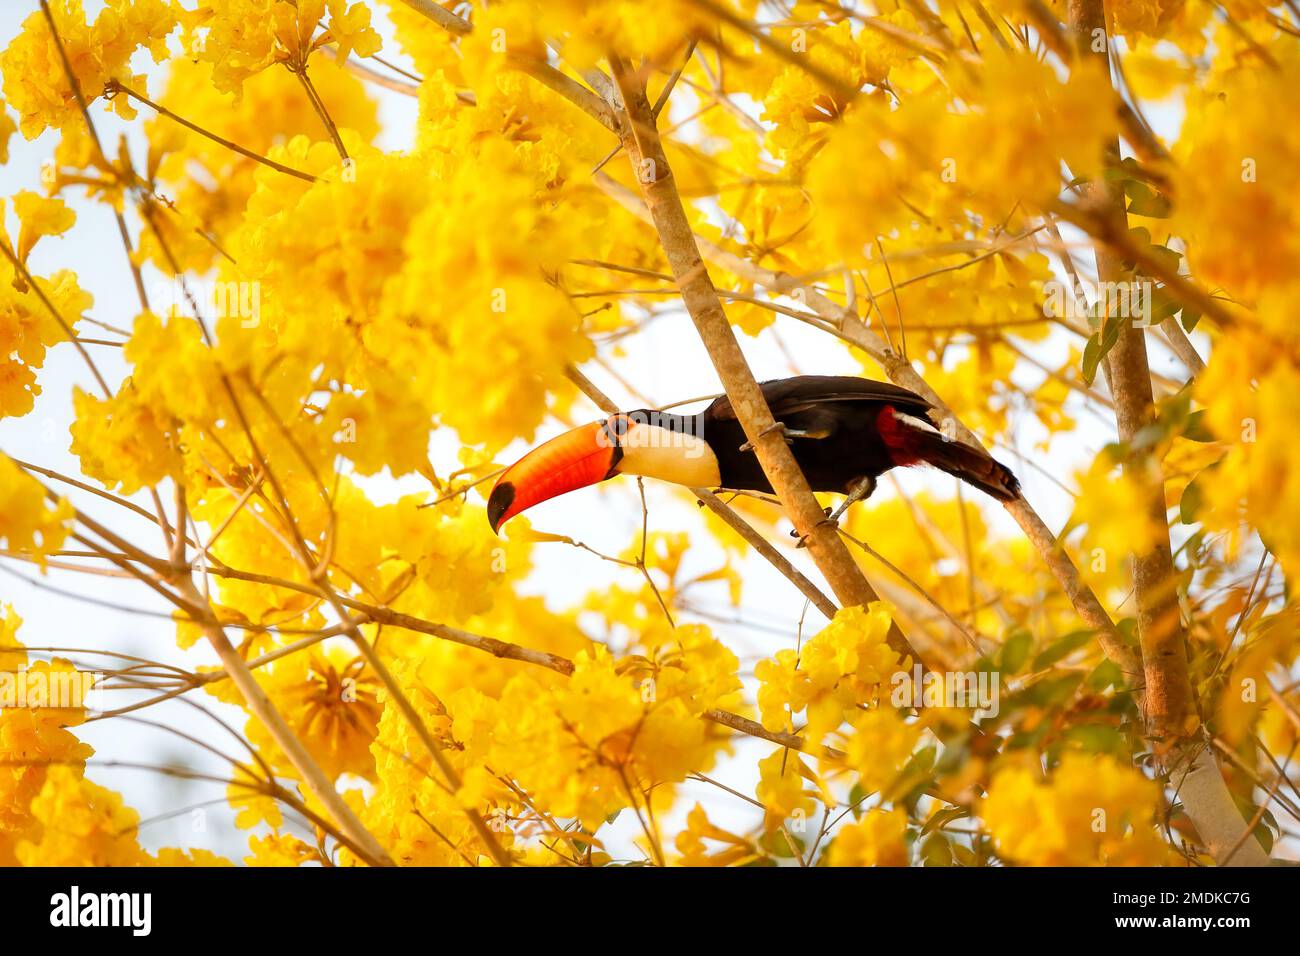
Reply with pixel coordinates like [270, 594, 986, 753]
[615, 422, 721, 488]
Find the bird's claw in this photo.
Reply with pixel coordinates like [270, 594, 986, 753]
[790, 516, 840, 548]
[738, 421, 796, 453]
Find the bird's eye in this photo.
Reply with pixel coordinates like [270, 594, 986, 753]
[601, 415, 630, 446]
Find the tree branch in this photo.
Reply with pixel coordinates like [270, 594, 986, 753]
[1067, 0, 1267, 866]
[606, 53, 925, 669]
[592, 171, 1143, 682]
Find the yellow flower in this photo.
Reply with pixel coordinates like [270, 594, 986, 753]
[0, 608, 97, 838]
[755, 603, 903, 742]
[479, 642, 732, 831]
[152, 847, 234, 866]
[0, 0, 176, 138]
[227, 765, 283, 832]
[354, 660, 506, 866]
[1070, 455, 1164, 565]
[0, 676, 95, 835]
[69, 386, 181, 495]
[16, 766, 145, 867]
[808, 48, 1117, 259]
[182, 0, 381, 96]
[1193, 301, 1300, 583]
[1172, 47, 1300, 304]
[0, 455, 74, 567]
[827, 808, 909, 867]
[0, 254, 89, 418]
[244, 649, 383, 783]
[982, 754, 1172, 865]
[141, 57, 379, 272]
[756, 748, 817, 825]
[0, 99, 14, 162]
[325, 0, 382, 62]
[674, 803, 758, 866]
[1108, 0, 1185, 37]
[11, 192, 75, 263]
[843, 706, 923, 796]
[246, 831, 319, 867]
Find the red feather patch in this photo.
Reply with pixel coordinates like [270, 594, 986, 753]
[876, 405, 923, 466]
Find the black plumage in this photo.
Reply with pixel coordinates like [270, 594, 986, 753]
[629, 375, 1020, 502]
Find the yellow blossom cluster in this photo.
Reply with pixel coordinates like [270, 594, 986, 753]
[755, 603, 904, 743]
[1069, 455, 1164, 571]
[0, 0, 176, 138]
[0, 194, 89, 418]
[1172, 45, 1300, 305]
[1177, 46, 1300, 582]
[806, 48, 1117, 259]
[0, 457, 73, 566]
[181, 0, 381, 96]
[982, 754, 1173, 865]
[826, 807, 909, 867]
[0, 610, 230, 866]
[451, 631, 740, 831]
[0, 610, 93, 861]
[140, 57, 381, 273]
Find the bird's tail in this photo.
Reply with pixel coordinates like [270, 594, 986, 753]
[909, 429, 1022, 502]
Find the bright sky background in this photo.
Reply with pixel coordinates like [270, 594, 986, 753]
[0, 1, 1221, 864]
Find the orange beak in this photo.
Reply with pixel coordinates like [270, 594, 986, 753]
[487, 420, 622, 534]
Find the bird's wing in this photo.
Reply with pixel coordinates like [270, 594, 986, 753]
[706, 376, 933, 424]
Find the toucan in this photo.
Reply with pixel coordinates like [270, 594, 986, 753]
[486, 375, 1021, 534]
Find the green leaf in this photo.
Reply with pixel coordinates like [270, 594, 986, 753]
[952, 843, 977, 866]
[1083, 311, 1127, 385]
[1180, 469, 1205, 525]
[1125, 227, 1182, 274]
[934, 730, 974, 775]
[1105, 157, 1147, 184]
[1126, 185, 1172, 218]
[1009, 723, 1051, 750]
[1130, 420, 1170, 453]
[1182, 409, 1214, 442]
[902, 745, 937, 777]
[1032, 629, 1095, 670]
[1147, 285, 1183, 325]
[921, 833, 953, 867]
[1147, 244, 1183, 274]
[1087, 659, 1124, 692]
[1117, 617, 1141, 648]
[760, 828, 803, 858]
[1000, 630, 1034, 674]
[1181, 304, 1202, 332]
[1256, 822, 1275, 854]
[1259, 807, 1279, 854]
[921, 805, 970, 836]
[1082, 333, 1103, 385]
[1064, 723, 1124, 754]
[847, 783, 866, 819]
[1019, 673, 1085, 710]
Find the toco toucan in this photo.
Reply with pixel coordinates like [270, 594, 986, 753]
[487, 375, 1021, 534]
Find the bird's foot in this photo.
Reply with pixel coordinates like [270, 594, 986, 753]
[788, 477, 876, 547]
[790, 516, 840, 549]
[738, 421, 810, 453]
